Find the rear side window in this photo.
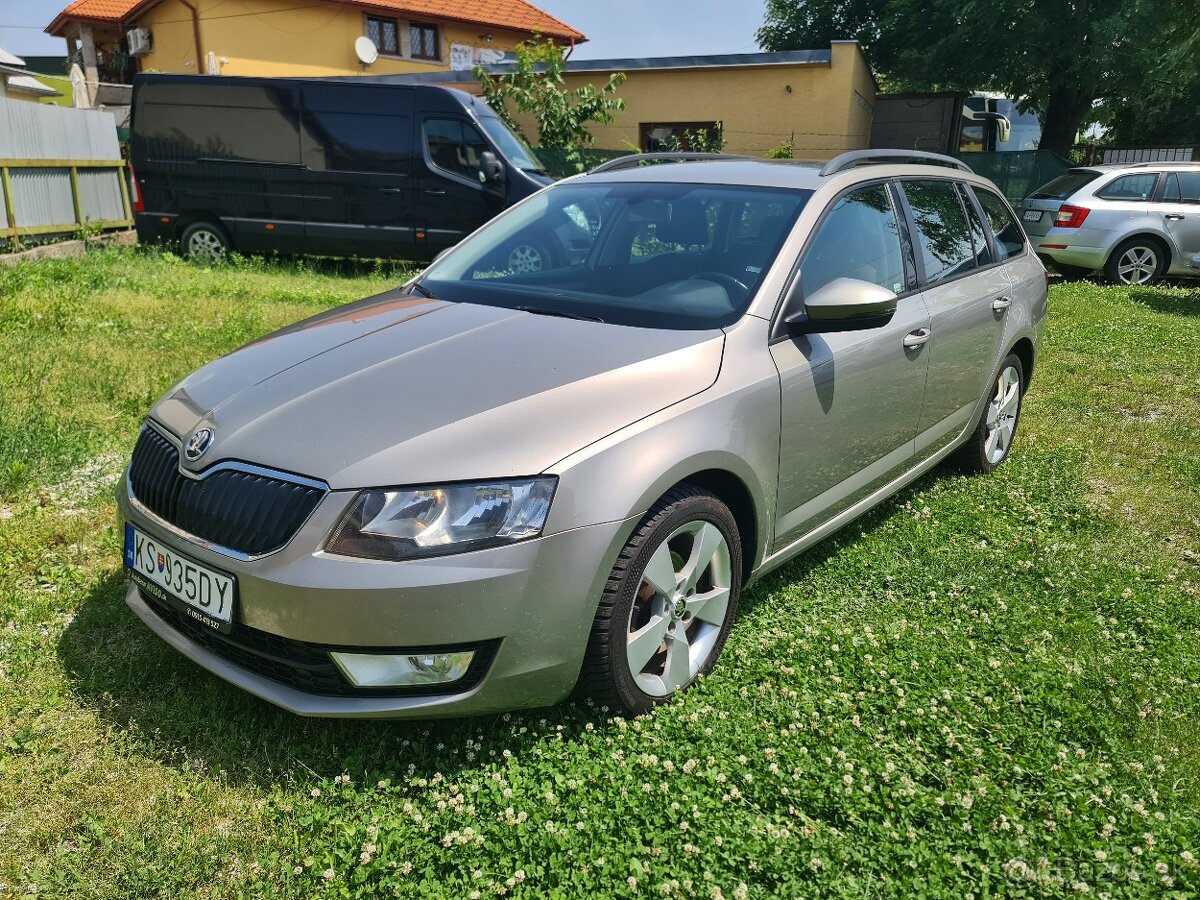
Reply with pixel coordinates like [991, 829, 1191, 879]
[425, 119, 490, 182]
[1029, 170, 1099, 200]
[1164, 172, 1200, 203]
[973, 189, 1026, 260]
[901, 180, 976, 285]
[1096, 173, 1158, 201]
[957, 184, 993, 266]
[302, 85, 412, 175]
[799, 183, 905, 297]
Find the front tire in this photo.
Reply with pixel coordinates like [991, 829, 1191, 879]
[180, 221, 231, 264]
[1105, 238, 1165, 286]
[953, 353, 1025, 474]
[579, 486, 742, 716]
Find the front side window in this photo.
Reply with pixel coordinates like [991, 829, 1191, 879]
[799, 183, 906, 297]
[411, 23, 439, 60]
[419, 182, 810, 330]
[425, 119, 489, 181]
[973, 188, 1025, 260]
[1096, 173, 1158, 201]
[901, 180, 976, 285]
[365, 16, 398, 55]
[1164, 172, 1200, 203]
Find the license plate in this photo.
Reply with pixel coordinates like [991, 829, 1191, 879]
[124, 523, 236, 633]
[1022, 209, 1043, 222]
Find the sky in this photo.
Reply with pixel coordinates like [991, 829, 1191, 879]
[0, 0, 766, 59]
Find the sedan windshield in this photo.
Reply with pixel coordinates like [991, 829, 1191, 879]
[420, 181, 811, 329]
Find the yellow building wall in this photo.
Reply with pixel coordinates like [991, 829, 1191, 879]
[134, 0, 538, 78]
[511, 42, 875, 160]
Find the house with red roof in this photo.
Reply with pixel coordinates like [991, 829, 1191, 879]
[46, 0, 584, 107]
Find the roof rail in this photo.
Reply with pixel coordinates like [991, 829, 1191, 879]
[589, 152, 754, 174]
[819, 149, 972, 177]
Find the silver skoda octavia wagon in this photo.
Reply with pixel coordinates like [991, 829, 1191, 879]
[118, 150, 1046, 718]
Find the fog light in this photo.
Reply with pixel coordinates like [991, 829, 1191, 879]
[330, 650, 475, 687]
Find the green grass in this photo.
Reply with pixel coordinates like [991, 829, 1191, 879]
[1, 249, 1198, 898]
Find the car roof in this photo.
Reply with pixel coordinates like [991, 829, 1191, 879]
[1082, 162, 1199, 172]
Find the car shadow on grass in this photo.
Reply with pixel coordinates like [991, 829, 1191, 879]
[1129, 283, 1200, 316]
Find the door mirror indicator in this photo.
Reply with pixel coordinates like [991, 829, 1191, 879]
[786, 278, 898, 333]
[480, 151, 504, 185]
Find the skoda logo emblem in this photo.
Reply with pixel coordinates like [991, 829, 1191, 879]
[185, 427, 215, 462]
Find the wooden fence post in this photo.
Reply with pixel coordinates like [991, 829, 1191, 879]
[1, 165, 18, 250]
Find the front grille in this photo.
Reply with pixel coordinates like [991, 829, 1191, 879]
[139, 589, 498, 698]
[128, 425, 325, 556]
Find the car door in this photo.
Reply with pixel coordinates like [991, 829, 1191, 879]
[898, 179, 1010, 456]
[769, 181, 931, 550]
[1160, 171, 1200, 269]
[300, 84, 417, 260]
[418, 118, 506, 259]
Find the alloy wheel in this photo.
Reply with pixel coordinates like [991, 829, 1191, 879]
[187, 229, 225, 263]
[508, 244, 544, 274]
[983, 365, 1021, 465]
[626, 520, 731, 697]
[1115, 245, 1158, 285]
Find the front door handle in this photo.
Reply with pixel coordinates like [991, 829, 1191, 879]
[903, 328, 931, 349]
[378, 187, 405, 194]
[1165, 213, 1185, 221]
[424, 189, 447, 196]
[992, 296, 1013, 312]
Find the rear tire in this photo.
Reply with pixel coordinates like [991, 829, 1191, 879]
[1104, 237, 1165, 286]
[952, 353, 1025, 474]
[579, 486, 742, 716]
[180, 221, 231, 264]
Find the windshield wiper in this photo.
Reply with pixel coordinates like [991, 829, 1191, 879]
[516, 305, 604, 323]
[409, 280, 439, 300]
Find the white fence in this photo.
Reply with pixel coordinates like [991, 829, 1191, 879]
[0, 99, 131, 245]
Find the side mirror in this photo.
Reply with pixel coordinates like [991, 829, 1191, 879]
[785, 278, 898, 333]
[479, 151, 504, 186]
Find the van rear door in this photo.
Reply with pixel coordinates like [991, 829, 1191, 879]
[417, 117, 506, 258]
[300, 83, 416, 259]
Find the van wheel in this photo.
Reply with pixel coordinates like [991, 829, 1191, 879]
[1105, 238, 1164, 286]
[506, 237, 553, 275]
[579, 486, 741, 716]
[952, 353, 1025, 474]
[181, 221, 231, 264]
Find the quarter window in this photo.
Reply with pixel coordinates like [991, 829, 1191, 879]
[1096, 173, 1158, 201]
[365, 16, 398, 55]
[973, 188, 1025, 260]
[901, 180, 976, 285]
[425, 119, 489, 181]
[411, 23, 439, 60]
[799, 183, 906, 298]
[1164, 172, 1200, 203]
[958, 184, 993, 266]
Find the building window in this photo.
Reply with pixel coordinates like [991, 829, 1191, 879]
[639, 122, 721, 153]
[410, 22, 439, 60]
[365, 16, 398, 55]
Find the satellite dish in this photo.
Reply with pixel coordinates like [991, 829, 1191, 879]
[354, 36, 378, 66]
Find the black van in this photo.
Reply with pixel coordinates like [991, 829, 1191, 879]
[129, 74, 553, 263]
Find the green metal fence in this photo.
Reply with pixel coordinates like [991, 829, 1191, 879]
[954, 150, 1073, 206]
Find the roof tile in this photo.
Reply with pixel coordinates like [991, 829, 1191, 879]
[49, 0, 583, 40]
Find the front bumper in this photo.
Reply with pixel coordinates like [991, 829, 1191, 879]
[118, 475, 633, 718]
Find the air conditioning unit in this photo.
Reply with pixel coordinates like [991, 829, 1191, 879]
[127, 28, 152, 57]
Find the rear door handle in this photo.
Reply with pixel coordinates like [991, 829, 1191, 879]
[378, 187, 405, 194]
[1165, 213, 1185, 221]
[424, 189, 447, 196]
[992, 296, 1013, 312]
[903, 328, 931, 349]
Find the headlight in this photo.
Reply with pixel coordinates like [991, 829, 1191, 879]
[325, 477, 557, 560]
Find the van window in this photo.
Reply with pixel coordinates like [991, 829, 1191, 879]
[138, 84, 301, 165]
[305, 111, 411, 174]
[800, 183, 905, 297]
[1164, 172, 1200, 203]
[1096, 173, 1158, 201]
[901, 180, 977, 285]
[425, 119, 490, 182]
[972, 188, 1026, 260]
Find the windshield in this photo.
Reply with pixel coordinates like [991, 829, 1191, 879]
[1029, 170, 1100, 200]
[419, 181, 811, 330]
[477, 115, 546, 174]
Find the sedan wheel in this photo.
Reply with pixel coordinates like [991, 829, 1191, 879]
[1106, 239, 1163, 286]
[507, 242, 546, 274]
[580, 486, 742, 715]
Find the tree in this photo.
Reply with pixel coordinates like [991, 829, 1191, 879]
[757, 0, 1199, 152]
[474, 38, 626, 173]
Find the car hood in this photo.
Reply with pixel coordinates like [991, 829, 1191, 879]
[151, 289, 725, 489]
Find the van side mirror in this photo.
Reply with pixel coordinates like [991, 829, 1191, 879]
[785, 278, 898, 333]
[480, 151, 504, 185]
